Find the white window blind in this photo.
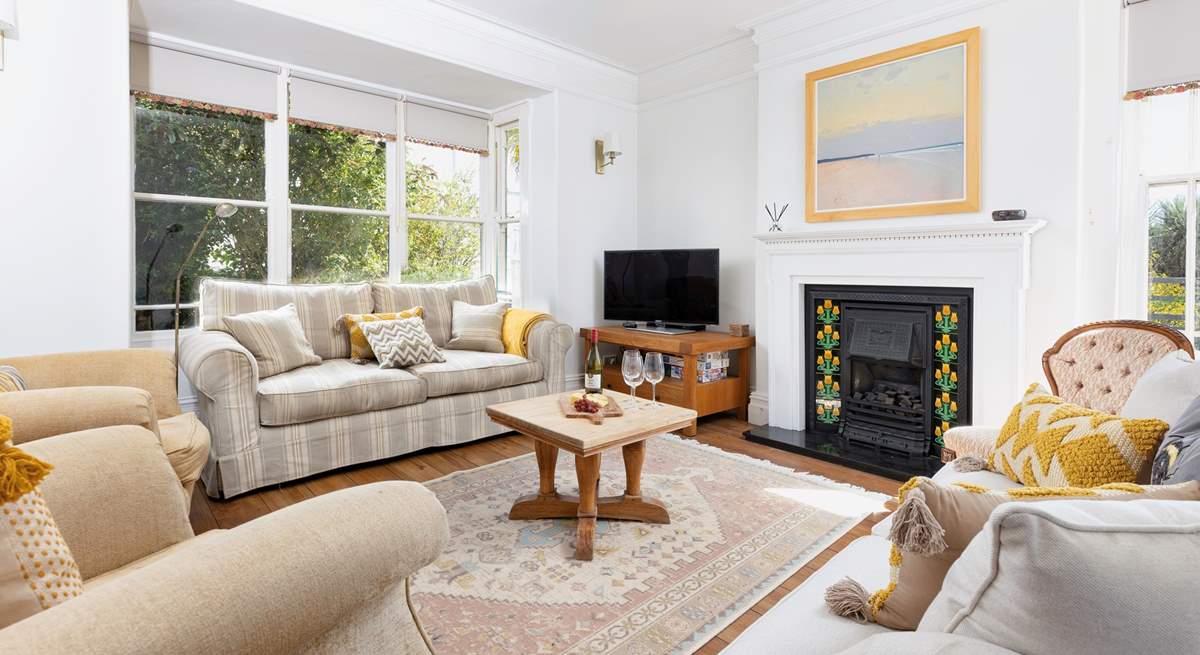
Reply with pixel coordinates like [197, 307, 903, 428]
[1125, 0, 1200, 97]
[405, 101, 489, 154]
[130, 43, 277, 116]
[289, 77, 397, 139]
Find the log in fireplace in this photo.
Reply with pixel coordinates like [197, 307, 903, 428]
[748, 285, 972, 480]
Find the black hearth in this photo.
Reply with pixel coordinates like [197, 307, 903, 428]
[747, 285, 973, 480]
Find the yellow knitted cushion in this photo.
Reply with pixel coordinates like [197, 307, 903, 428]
[341, 307, 423, 361]
[0, 415, 84, 628]
[988, 383, 1169, 487]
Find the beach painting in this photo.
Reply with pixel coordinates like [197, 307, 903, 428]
[806, 28, 980, 222]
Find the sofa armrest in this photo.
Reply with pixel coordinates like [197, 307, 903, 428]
[179, 330, 261, 459]
[0, 349, 180, 418]
[526, 320, 574, 394]
[0, 386, 160, 444]
[19, 425, 193, 580]
[942, 425, 1000, 460]
[0, 482, 448, 654]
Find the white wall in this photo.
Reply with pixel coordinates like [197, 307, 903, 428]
[551, 91, 640, 379]
[751, 0, 1116, 409]
[0, 0, 131, 356]
[637, 77, 758, 331]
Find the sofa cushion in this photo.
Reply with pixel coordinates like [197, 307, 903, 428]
[1121, 349, 1200, 427]
[723, 535, 891, 655]
[407, 350, 542, 398]
[372, 276, 497, 347]
[873, 464, 1018, 538]
[989, 383, 1168, 487]
[199, 278, 372, 360]
[919, 499, 1200, 655]
[223, 304, 322, 378]
[257, 360, 427, 426]
[834, 632, 1018, 655]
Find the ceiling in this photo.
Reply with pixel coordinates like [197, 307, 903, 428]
[437, 0, 800, 72]
[131, 0, 548, 111]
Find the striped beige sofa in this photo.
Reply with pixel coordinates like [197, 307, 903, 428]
[180, 275, 573, 498]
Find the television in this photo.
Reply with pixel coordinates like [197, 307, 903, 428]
[604, 249, 719, 327]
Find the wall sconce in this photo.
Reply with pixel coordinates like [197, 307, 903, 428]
[595, 132, 623, 174]
[0, 0, 17, 72]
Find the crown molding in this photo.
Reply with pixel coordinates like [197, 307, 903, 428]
[746, 0, 893, 46]
[636, 31, 752, 74]
[735, 0, 830, 32]
[428, 0, 639, 74]
[754, 0, 1006, 72]
[638, 70, 757, 111]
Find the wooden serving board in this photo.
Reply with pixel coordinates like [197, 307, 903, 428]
[559, 392, 625, 424]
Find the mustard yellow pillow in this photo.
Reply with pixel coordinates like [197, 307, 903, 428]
[988, 383, 1168, 487]
[0, 415, 84, 628]
[341, 308, 423, 362]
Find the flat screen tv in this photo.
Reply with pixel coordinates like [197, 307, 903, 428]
[604, 249, 719, 326]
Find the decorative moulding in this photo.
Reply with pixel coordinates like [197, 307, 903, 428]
[753, 0, 1006, 72]
[753, 218, 1046, 248]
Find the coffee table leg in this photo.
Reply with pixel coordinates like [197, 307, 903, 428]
[574, 453, 601, 561]
[622, 441, 644, 498]
[535, 441, 558, 496]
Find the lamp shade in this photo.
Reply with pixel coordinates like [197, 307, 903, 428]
[603, 131, 623, 156]
[0, 0, 17, 36]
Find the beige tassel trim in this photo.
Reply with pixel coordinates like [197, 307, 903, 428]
[952, 455, 988, 472]
[887, 486, 947, 555]
[824, 577, 872, 623]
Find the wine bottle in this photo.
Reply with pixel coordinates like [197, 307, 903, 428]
[584, 329, 603, 393]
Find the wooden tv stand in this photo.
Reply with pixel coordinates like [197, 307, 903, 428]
[579, 327, 754, 436]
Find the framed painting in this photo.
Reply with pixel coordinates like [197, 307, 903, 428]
[805, 28, 980, 222]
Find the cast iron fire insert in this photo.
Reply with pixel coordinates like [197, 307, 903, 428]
[746, 284, 972, 480]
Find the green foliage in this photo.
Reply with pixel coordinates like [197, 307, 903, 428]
[134, 100, 486, 327]
[1147, 195, 1187, 329]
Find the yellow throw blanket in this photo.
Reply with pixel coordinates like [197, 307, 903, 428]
[502, 308, 551, 356]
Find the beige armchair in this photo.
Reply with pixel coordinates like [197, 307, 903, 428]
[0, 424, 447, 653]
[0, 349, 209, 497]
[945, 320, 1194, 460]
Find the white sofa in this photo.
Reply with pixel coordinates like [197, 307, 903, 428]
[180, 275, 574, 498]
[725, 445, 1018, 654]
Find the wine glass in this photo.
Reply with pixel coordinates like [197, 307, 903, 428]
[643, 352, 665, 406]
[621, 349, 644, 409]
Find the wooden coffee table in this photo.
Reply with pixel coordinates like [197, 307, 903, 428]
[486, 390, 698, 561]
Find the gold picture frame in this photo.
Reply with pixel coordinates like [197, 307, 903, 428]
[805, 28, 980, 222]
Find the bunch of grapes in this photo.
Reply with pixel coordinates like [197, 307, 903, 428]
[573, 398, 600, 413]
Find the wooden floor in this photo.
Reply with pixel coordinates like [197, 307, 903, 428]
[191, 415, 899, 653]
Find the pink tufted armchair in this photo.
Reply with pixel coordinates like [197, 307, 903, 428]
[943, 320, 1194, 461]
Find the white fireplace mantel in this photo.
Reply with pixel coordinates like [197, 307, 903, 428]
[751, 219, 1046, 432]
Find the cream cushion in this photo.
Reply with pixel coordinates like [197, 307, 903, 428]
[919, 499, 1200, 654]
[223, 304, 322, 378]
[1120, 349, 1200, 427]
[200, 279, 372, 360]
[446, 300, 506, 353]
[834, 632, 1018, 655]
[362, 318, 445, 370]
[256, 360, 427, 426]
[408, 350, 543, 398]
[372, 275, 497, 347]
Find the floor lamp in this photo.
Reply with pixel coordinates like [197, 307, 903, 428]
[175, 202, 238, 380]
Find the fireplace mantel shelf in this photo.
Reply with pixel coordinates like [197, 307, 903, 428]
[753, 219, 1046, 246]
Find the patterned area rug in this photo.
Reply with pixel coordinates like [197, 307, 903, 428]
[412, 435, 889, 654]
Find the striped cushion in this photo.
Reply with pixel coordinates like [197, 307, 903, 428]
[408, 350, 543, 398]
[341, 307, 423, 362]
[0, 366, 25, 393]
[362, 318, 445, 369]
[446, 301, 506, 353]
[200, 278, 372, 359]
[372, 275, 497, 347]
[256, 360, 427, 426]
[222, 304, 321, 378]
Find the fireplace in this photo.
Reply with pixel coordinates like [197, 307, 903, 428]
[751, 285, 973, 479]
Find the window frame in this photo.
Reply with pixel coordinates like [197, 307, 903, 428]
[1125, 89, 1200, 342]
[130, 67, 520, 337]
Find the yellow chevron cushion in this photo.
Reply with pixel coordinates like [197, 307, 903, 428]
[988, 383, 1169, 487]
[341, 307, 423, 362]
